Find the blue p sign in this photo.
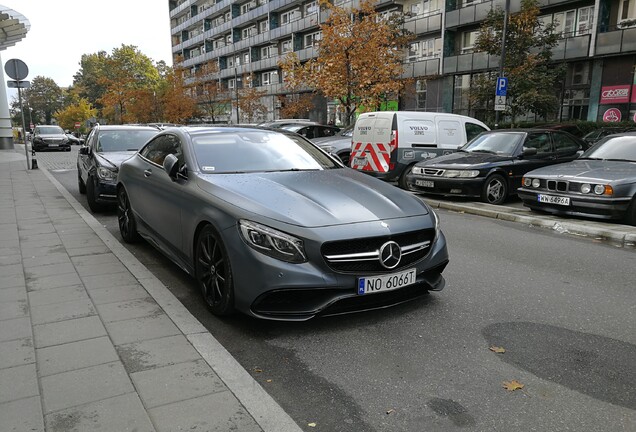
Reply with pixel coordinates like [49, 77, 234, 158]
[496, 77, 508, 96]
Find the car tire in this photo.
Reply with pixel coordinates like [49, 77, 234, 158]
[78, 171, 86, 194]
[625, 198, 636, 226]
[481, 174, 508, 205]
[339, 152, 350, 167]
[117, 187, 140, 243]
[86, 176, 103, 213]
[195, 225, 235, 316]
[398, 164, 415, 190]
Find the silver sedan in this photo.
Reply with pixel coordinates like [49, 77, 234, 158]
[116, 126, 449, 320]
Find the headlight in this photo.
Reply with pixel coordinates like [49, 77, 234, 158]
[580, 183, 591, 194]
[594, 185, 605, 195]
[443, 170, 479, 178]
[522, 177, 531, 187]
[97, 167, 117, 181]
[239, 220, 307, 263]
[443, 170, 460, 178]
[532, 179, 540, 188]
[412, 166, 424, 175]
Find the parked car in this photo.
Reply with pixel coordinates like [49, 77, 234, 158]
[116, 126, 449, 320]
[257, 119, 314, 128]
[581, 127, 636, 146]
[77, 124, 160, 212]
[66, 133, 84, 145]
[313, 125, 354, 166]
[280, 123, 341, 140]
[406, 129, 585, 204]
[533, 123, 585, 138]
[31, 125, 71, 152]
[518, 132, 636, 225]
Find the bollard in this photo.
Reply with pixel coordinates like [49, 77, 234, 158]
[31, 148, 38, 169]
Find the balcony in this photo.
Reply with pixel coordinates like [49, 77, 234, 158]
[402, 58, 440, 78]
[443, 51, 499, 74]
[551, 34, 591, 60]
[595, 27, 636, 56]
[403, 12, 442, 35]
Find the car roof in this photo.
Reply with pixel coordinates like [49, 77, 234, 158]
[95, 125, 161, 131]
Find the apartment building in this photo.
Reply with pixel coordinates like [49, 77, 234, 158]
[169, 0, 636, 124]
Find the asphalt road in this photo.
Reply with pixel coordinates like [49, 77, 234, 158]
[39, 147, 636, 432]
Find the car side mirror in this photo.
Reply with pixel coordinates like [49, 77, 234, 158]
[522, 147, 538, 157]
[163, 154, 179, 180]
[79, 147, 89, 155]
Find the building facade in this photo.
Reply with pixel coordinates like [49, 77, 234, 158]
[169, 0, 636, 124]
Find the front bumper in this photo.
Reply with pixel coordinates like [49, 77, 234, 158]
[518, 188, 632, 220]
[224, 221, 449, 321]
[406, 174, 484, 198]
[32, 142, 71, 151]
[94, 180, 118, 204]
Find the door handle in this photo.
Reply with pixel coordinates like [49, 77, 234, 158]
[144, 169, 152, 177]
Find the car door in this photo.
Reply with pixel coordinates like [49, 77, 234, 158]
[133, 134, 187, 256]
[509, 132, 556, 190]
[552, 131, 582, 162]
[78, 129, 96, 184]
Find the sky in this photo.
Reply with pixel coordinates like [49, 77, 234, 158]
[2, 0, 174, 100]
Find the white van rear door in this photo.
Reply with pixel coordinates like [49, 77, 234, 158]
[351, 114, 392, 173]
[436, 119, 464, 149]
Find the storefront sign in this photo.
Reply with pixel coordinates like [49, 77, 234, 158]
[632, 85, 636, 103]
[600, 85, 631, 104]
[603, 108, 622, 122]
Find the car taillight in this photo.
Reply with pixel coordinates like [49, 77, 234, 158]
[389, 129, 398, 152]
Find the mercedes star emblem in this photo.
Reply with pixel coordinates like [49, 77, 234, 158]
[379, 241, 401, 269]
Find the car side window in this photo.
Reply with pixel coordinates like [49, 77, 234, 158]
[552, 132, 580, 153]
[524, 133, 552, 154]
[465, 123, 488, 142]
[140, 134, 183, 167]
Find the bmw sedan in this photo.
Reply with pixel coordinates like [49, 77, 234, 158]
[117, 127, 449, 320]
[406, 129, 584, 204]
[518, 133, 636, 225]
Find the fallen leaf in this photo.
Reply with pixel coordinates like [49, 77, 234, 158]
[266, 379, 272, 383]
[386, 409, 395, 415]
[254, 368, 263, 373]
[503, 380, 524, 391]
[308, 422, 317, 427]
[489, 346, 506, 354]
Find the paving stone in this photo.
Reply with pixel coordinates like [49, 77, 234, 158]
[0, 364, 39, 404]
[0, 396, 44, 432]
[26, 272, 82, 291]
[0, 337, 35, 369]
[0, 263, 22, 276]
[45, 393, 154, 432]
[131, 359, 226, 409]
[66, 244, 111, 257]
[33, 315, 107, 348]
[71, 253, 120, 267]
[75, 262, 129, 278]
[105, 314, 181, 346]
[117, 335, 201, 373]
[0, 254, 21, 266]
[0, 317, 32, 342]
[18, 223, 55, 236]
[0, 299, 28, 320]
[97, 297, 163, 323]
[89, 284, 150, 305]
[0, 273, 25, 289]
[31, 298, 96, 325]
[28, 285, 88, 307]
[20, 233, 63, 249]
[24, 262, 77, 280]
[148, 391, 262, 432]
[37, 336, 119, 377]
[20, 243, 66, 258]
[41, 361, 134, 413]
[0, 286, 27, 303]
[82, 271, 139, 290]
[22, 252, 71, 268]
[61, 233, 104, 250]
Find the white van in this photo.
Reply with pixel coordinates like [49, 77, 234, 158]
[350, 111, 489, 188]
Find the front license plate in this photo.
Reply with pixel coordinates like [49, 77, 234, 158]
[538, 194, 570, 206]
[358, 268, 417, 295]
[415, 179, 434, 188]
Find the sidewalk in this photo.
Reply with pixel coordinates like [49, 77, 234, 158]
[0, 149, 302, 432]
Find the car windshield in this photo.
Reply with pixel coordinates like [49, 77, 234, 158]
[192, 130, 341, 173]
[580, 136, 636, 162]
[461, 132, 524, 155]
[37, 126, 64, 135]
[97, 130, 158, 152]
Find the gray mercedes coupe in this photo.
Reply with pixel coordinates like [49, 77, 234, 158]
[117, 126, 449, 320]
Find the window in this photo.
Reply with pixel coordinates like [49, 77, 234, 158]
[242, 26, 256, 39]
[262, 71, 278, 85]
[554, 10, 576, 37]
[465, 123, 487, 141]
[304, 0, 318, 15]
[416, 79, 427, 109]
[240, 1, 256, 14]
[453, 74, 471, 114]
[140, 135, 183, 167]
[304, 31, 322, 48]
[571, 62, 590, 86]
[408, 42, 420, 62]
[228, 78, 235, 89]
[225, 34, 232, 44]
[243, 52, 250, 64]
[460, 31, 478, 54]
[280, 8, 300, 24]
[259, 19, 269, 33]
[282, 39, 293, 53]
[422, 38, 441, 58]
[619, 0, 635, 21]
[577, 7, 594, 35]
[225, 11, 231, 21]
[261, 45, 276, 58]
[524, 133, 552, 154]
[552, 132, 580, 153]
[227, 56, 235, 67]
[377, 9, 399, 22]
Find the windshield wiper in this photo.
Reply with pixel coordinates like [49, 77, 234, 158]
[578, 157, 602, 160]
[601, 158, 635, 162]
[273, 168, 320, 172]
[470, 149, 496, 154]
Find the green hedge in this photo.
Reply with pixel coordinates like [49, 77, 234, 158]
[491, 121, 636, 136]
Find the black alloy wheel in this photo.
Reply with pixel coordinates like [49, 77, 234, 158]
[481, 174, 508, 205]
[86, 176, 103, 213]
[195, 225, 235, 316]
[78, 170, 86, 194]
[398, 164, 415, 190]
[340, 152, 350, 167]
[117, 187, 140, 243]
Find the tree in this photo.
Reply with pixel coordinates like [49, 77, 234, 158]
[237, 75, 268, 123]
[189, 61, 232, 123]
[279, 0, 412, 126]
[471, 0, 563, 124]
[161, 65, 197, 124]
[73, 51, 109, 112]
[278, 93, 314, 119]
[24, 76, 64, 125]
[54, 98, 97, 133]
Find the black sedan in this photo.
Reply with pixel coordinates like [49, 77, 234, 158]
[116, 126, 448, 320]
[519, 133, 636, 225]
[406, 129, 584, 204]
[78, 124, 160, 212]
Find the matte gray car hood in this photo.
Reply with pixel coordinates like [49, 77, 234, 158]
[197, 169, 429, 227]
[97, 152, 137, 168]
[527, 160, 636, 182]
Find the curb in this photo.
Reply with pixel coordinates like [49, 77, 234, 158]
[39, 166, 302, 432]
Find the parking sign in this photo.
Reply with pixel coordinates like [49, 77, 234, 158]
[496, 77, 508, 96]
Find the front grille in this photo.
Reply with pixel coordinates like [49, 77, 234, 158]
[423, 168, 444, 176]
[321, 229, 435, 273]
[547, 180, 568, 192]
